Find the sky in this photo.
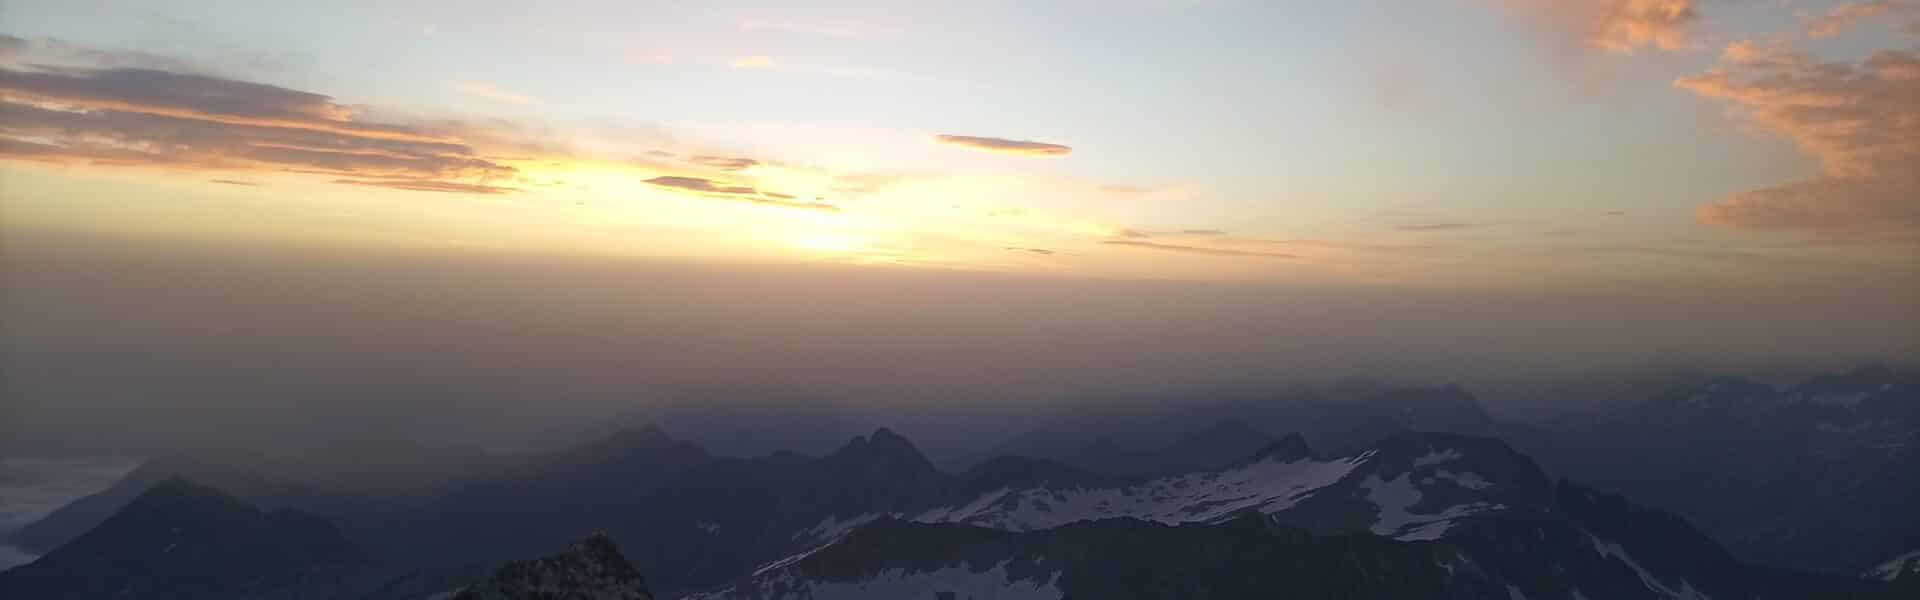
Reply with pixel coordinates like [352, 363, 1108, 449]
[1, 1, 1917, 455]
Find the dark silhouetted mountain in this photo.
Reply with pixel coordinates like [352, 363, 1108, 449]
[702, 485, 1899, 600]
[449, 533, 652, 600]
[1102, 417, 1274, 476]
[699, 429, 1898, 598]
[0, 477, 367, 599]
[370, 426, 714, 568]
[958, 456, 1126, 491]
[6, 455, 378, 556]
[1510, 365, 1920, 574]
[1246, 432, 1314, 463]
[694, 517, 1503, 599]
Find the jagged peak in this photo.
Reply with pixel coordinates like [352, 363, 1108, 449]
[828, 427, 934, 471]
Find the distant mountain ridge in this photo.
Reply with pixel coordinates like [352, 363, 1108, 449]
[5, 423, 1908, 599]
[7, 368, 1912, 597]
[949, 384, 1497, 476]
[1512, 364, 1920, 574]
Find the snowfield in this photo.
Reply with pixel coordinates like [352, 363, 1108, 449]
[799, 452, 1372, 543]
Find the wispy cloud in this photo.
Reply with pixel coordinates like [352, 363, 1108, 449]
[932, 134, 1072, 157]
[334, 179, 516, 194]
[1103, 239, 1299, 258]
[645, 175, 756, 195]
[643, 175, 838, 212]
[687, 155, 760, 171]
[208, 179, 262, 187]
[1004, 246, 1056, 255]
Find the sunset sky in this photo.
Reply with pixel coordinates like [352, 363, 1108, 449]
[3, 0, 1913, 289]
[1, 0, 1918, 459]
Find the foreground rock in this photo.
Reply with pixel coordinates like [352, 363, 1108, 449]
[451, 533, 652, 600]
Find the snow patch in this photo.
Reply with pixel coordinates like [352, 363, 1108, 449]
[797, 512, 889, 543]
[1507, 584, 1529, 600]
[1362, 473, 1500, 541]
[1589, 534, 1712, 600]
[1865, 549, 1920, 581]
[1413, 449, 1463, 467]
[752, 541, 838, 577]
[1433, 470, 1491, 490]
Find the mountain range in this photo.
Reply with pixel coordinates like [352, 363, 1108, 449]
[2, 365, 1913, 598]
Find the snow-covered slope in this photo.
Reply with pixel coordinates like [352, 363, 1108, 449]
[915, 449, 1367, 531]
[800, 432, 1549, 546]
[1865, 549, 1920, 581]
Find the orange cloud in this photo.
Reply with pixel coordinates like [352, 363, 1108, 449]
[0, 37, 515, 193]
[1807, 1, 1907, 39]
[1488, 0, 1701, 53]
[932, 134, 1072, 157]
[1678, 44, 1920, 236]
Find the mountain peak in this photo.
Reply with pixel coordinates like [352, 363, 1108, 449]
[0, 476, 366, 599]
[452, 532, 652, 600]
[1249, 432, 1314, 463]
[866, 426, 914, 449]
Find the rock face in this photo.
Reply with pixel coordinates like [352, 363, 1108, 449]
[452, 533, 652, 600]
